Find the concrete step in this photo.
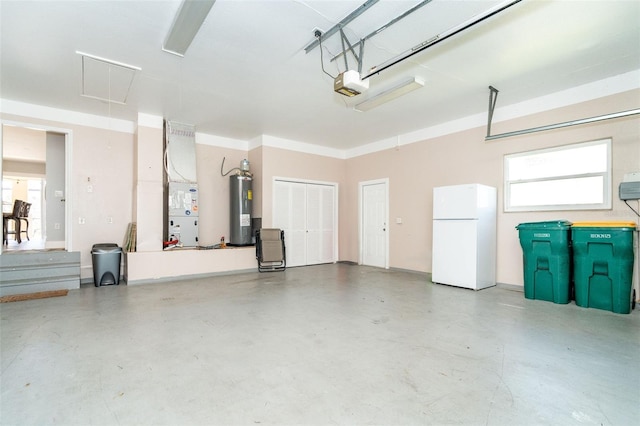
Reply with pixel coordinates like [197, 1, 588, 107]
[0, 250, 80, 296]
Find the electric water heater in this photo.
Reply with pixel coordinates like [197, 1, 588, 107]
[229, 174, 252, 246]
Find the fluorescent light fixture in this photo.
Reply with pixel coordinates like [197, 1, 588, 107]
[163, 0, 216, 57]
[354, 77, 424, 112]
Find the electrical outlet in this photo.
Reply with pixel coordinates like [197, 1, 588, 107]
[396, 217, 403, 224]
[54, 223, 61, 230]
[87, 184, 93, 193]
[107, 216, 113, 224]
[623, 172, 640, 182]
[79, 217, 85, 225]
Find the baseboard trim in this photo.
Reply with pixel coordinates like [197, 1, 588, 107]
[124, 268, 258, 286]
[497, 282, 524, 292]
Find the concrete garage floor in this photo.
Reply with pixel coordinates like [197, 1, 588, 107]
[1, 264, 639, 425]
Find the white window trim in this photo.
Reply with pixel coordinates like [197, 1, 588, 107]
[504, 138, 612, 212]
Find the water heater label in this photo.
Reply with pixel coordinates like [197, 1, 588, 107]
[241, 214, 250, 227]
[247, 190, 253, 200]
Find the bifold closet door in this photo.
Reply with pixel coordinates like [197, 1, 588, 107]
[273, 180, 335, 267]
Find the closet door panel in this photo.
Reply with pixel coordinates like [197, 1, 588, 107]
[273, 180, 306, 267]
[306, 184, 322, 265]
[288, 182, 307, 267]
[319, 184, 335, 264]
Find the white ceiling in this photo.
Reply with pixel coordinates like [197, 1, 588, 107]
[1, 0, 639, 150]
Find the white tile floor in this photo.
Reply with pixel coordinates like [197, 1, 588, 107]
[2, 237, 46, 252]
[1, 264, 639, 425]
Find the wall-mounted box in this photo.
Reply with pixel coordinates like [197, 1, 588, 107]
[619, 181, 640, 200]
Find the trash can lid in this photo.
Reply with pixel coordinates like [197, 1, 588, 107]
[572, 221, 636, 229]
[92, 243, 122, 253]
[516, 220, 572, 230]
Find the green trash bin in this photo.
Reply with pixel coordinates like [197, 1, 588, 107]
[516, 221, 572, 304]
[571, 222, 636, 314]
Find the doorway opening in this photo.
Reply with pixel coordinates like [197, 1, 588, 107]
[1, 122, 71, 253]
[2, 177, 45, 249]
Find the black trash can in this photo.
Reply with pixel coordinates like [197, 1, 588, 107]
[91, 243, 122, 286]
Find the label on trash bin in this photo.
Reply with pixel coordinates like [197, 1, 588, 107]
[534, 233, 550, 238]
[590, 233, 612, 239]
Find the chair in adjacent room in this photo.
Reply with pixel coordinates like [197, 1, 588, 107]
[256, 228, 286, 272]
[18, 202, 32, 242]
[3, 200, 25, 244]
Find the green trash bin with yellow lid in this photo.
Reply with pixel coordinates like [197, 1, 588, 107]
[515, 220, 572, 304]
[571, 221, 636, 314]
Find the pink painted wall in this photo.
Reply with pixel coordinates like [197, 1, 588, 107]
[195, 144, 249, 246]
[259, 145, 347, 228]
[343, 89, 640, 288]
[1, 112, 134, 280]
[2, 89, 638, 290]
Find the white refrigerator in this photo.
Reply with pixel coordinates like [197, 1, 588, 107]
[432, 184, 497, 290]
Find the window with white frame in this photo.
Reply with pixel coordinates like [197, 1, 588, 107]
[2, 179, 13, 214]
[504, 139, 611, 212]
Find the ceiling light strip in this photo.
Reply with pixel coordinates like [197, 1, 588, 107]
[304, 0, 379, 53]
[163, 0, 216, 57]
[355, 77, 424, 112]
[362, 0, 521, 79]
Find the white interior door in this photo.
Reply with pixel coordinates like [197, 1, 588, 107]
[361, 180, 388, 268]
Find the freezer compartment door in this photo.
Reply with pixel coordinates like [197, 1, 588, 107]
[432, 219, 478, 289]
[433, 184, 480, 219]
